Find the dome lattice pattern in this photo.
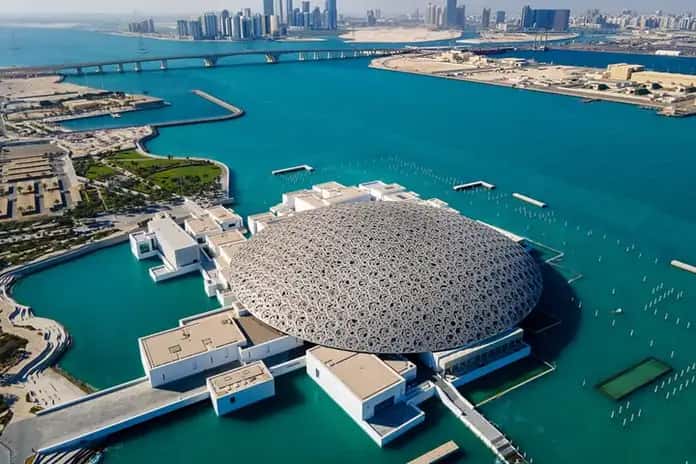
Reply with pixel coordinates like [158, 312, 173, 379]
[224, 201, 543, 354]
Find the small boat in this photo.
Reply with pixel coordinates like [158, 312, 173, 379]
[110, 113, 121, 118]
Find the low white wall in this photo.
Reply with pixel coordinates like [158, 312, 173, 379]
[38, 389, 210, 454]
[149, 261, 201, 282]
[450, 345, 530, 388]
[210, 379, 275, 416]
[37, 377, 148, 416]
[380, 408, 425, 446]
[269, 356, 306, 377]
[240, 336, 304, 364]
[141, 341, 242, 388]
[306, 351, 364, 421]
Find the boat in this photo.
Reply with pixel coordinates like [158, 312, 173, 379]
[110, 113, 121, 118]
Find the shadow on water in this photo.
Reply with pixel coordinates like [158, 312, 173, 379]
[98, 370, 307, 449]
[522, 262, 581, 362]
[385, 398, 470, 461]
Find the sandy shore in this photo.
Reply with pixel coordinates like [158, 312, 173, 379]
[340, 27, 461, 43]
[458, 32, 578, 45]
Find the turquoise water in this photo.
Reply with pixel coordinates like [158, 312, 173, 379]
[5, 28, 696, 464]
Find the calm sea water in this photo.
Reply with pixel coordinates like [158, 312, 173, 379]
[5, 27, 696, 464]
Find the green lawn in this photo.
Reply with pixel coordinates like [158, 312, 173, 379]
[458, 356, 554, 406]
[85, 163, 117, 181]
[597, 357, 672, 401]
[108, 151, 221, 196]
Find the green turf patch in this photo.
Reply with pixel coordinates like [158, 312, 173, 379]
[108, 151, 221, 196]
[458, 356, 554, 406]
[596, 357, 672, 401]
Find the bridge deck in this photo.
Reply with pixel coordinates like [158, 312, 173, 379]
[0, 48, 408, 75]
[0, 361, 241, 464]
[433, 376, 527, 464]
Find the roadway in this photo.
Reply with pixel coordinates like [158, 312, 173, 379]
[0, 48, 410, 76]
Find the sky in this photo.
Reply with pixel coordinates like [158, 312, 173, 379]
[0, 0, 690, 17]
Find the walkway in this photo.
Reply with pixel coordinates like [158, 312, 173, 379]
[433, 376, 528, 464]
[0, 361, 240, 464]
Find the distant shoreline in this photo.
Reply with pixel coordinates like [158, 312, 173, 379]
[109, 31, 327, 44]
[340, 27, 462, 44]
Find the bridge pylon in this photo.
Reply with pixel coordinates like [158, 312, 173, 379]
[134, 62, 142, 72]
[264, 53, 279, 64]
[203, 57, 218, 68]
[160, 59, 168, 70]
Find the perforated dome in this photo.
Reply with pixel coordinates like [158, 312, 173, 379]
[224, 201, 543, 354]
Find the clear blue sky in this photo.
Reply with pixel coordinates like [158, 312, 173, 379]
[0, 0, 690, 17]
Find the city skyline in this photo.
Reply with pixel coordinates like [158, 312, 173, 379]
[0, 0, 695, 17]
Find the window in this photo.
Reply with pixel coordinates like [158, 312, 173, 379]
[229, 396, 236, 404]
[315, 368, 320, 378]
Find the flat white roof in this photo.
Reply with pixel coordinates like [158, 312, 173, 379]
[309, 346, 403, 401]
[149, 213, 197, 250]
[140, 310, 246, 369]
[207, 205, 239, 223]
[185, 215, 220, 236]
[208, 361, 273, 397]
[208, 230, 246, 248]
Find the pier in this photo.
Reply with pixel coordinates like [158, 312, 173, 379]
[151, 89, 245, 128]
[0, 373, 211, 463]
[0, 48, 410, 77]
[433, 376, 528, 464]
[272, 164, 314, 175]
[670, 259, 696, 275]
[512, 192, 547, 208]
[453, 180, 496, 191]
[407, 440, 459, 464]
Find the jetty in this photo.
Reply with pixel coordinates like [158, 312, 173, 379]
[512, 192, 547, 208]
[272, 164, 314, 175]
[407, 440, 459, 464]
[671, 260, 696, 275]
[453, 180, 496, 191]
[433, 376, 528, 464]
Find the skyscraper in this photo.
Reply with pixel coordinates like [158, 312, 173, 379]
[495, 10, 506, 24]
[263, 0, 274, 16]
[274, 0, 284, 24]
[520, 7, 570, 31]
[285, 0, 294, 25]
[327, 0, 337, 30]
[220, 10, 230, 37]
[446, 0, 458, 27]
[202, 12, 219, 39]
[481, 8, 491, 28]
[176, 20, 189, 38]
[456, 5, 466, 27]
[521, 5, 534, 29]
[232, 14, 242, 39]
[188, 20, 203, 40]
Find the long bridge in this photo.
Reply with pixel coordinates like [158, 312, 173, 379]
[0, 48, 411, 77]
